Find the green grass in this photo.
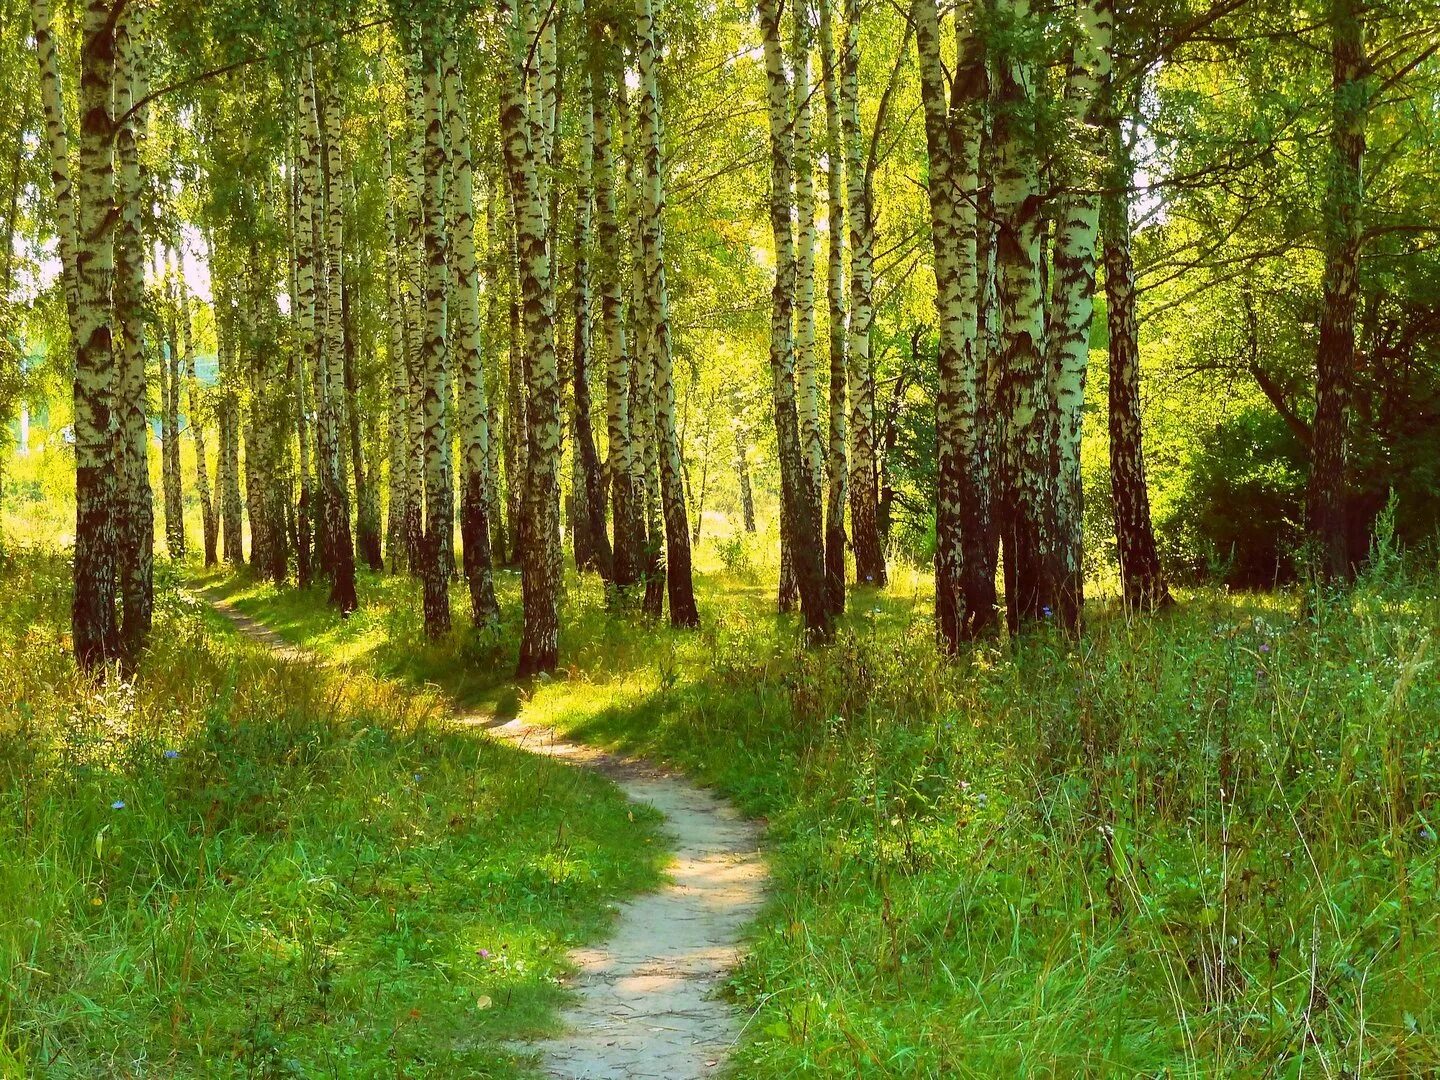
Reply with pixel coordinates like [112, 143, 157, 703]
[206, 532, 1440, 1078]
[0, 548, 666, 1078]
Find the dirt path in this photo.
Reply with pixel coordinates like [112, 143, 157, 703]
[205, 594, 768, 1079]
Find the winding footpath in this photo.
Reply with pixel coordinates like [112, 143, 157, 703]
[206, 595, 768, 1079]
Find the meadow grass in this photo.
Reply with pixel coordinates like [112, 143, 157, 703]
[0, 548, 665, 1078]
[205, 531, 1440, 1078]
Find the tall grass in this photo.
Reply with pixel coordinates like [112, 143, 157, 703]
[205, 537, 1440, 1077]
[0, 549, 664, 1078]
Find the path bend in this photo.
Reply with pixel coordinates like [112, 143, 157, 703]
[204, 593, 768, 1079]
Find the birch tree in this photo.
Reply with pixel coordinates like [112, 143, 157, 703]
[114, 5, 153, 658]
[179, 268, 217, 565]
[637, 0, 699, 627]
[817, 0, 847, 614]
[760, 0, 832, 641]
[416, 36, 452, 636]
[839, 0, 886, 589]
[570, 28, 613, 582]
[442, 37, 501, 627]
[594, 85, 643, 592]
[48, 0, 121, 666]
[993, 0, 1061, 631]
[1044, 0, 1112, 630]
[498, 0, 565, 674]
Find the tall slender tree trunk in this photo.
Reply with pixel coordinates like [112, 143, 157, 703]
[624, 83, 666, 619]
[179, 273, 217, 566]
[570, 42, 614, 582]
[286, 154, 314, 587]
[993, 0, 1059, 632]
[402, 50, 429, 576]
[817, 0, 847, 614]
[792, 2, 826, 543]
[161, 267, 185, 559]
[443, 38, 501, 628]
[915, 0, 991, 649]
[30, 0, 81, 348]
[1100, 71, 1170, 612]
[1044, 0, 1112, 631]
[319, 58, 358, 611]
[637, 0, 699, 627]
[382, 137, 411, 573]
[216, 276, 245, 565]
[839, 0, 885, 589]
[416, 38, 453, 636]
[733, 416, 757, 533]
[65, 0, 121, 668]
[760, 0, 832, 641]
[483, 179, 510, 567]
[499, 0, 564, 675]
[1308, 0, 1366, 582]
[595, 90, 643, 592]
[341, 202, 383, 575]
[114, 7, 153, 661]
[503, 181, 528, 569]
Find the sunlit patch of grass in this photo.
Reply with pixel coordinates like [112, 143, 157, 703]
[194, 544, 1440, 1077]
[0, 548, 664, 1077]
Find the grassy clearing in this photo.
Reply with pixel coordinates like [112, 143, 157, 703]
[0, 548, 665, 1078]
[198, 535, 1440, 1077]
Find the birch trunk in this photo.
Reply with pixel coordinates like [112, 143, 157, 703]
[594, 91, 643, 591]
[417, 39, 453, 636]
[570, 47, 614, 582]
[180, 273, 217, 566]
[1045, 0, 1112, 630]
[308, 54, 357, 610]
[839, 0, 885, 588]
[625, 82, 666, 619]
[818, 0, 847, 614]
[1102, 170, 1171, 612]
[993, 0, 1060, 631]
[403, 50, 429, 574]
[114, 8, 153, 660]
[760, 0, 832, 640]
[483, 179, 509, 566]
[380, 137, 410, 572]
[216, 278, 245, 565]
[733, 417, 756, 533]
[442, 38, 501, 628]
[342, 172, 383, 573]
[792, 3, 826, 529]
[29, 0, 81, 347]
[637, 0, 699, 627]
[162, 266, 185, 559]
[287, 153, 314, 587]
[503, 182, 528, 568]
[499, 0, 564, 675]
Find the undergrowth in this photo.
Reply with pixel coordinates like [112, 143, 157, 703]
[202, 545, 1440, 1077]
[0, 548, 664, 1078]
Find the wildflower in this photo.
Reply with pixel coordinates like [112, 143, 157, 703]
[111, 800, 126, 810]
[1042, 606, 1053, 619]
[1259, 644, 1271, 654]
[163, 749, 180, 760]
[975, 792, 989, 809]
[477, 948, 491, 960]
[413, 772, 423, 783]
[1420, 826, 1436, 845]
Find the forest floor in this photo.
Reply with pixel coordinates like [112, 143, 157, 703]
[0, 549, 667, 1078]
[193, 537, 1440, 1077]
[206, 588, 769, 1079]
